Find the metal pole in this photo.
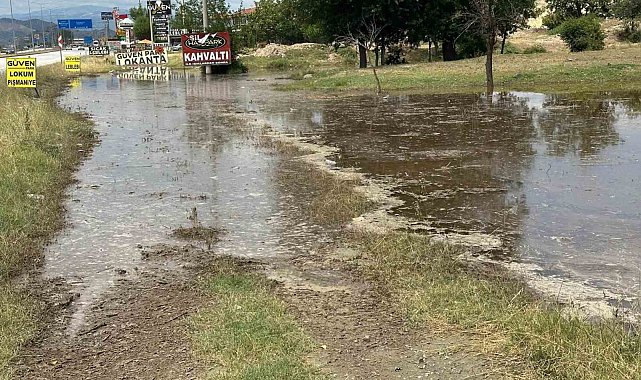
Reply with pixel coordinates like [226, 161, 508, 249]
[49, 9, 54, 48]
[28, 0, 35, 51]
[202, 0, 211, 74]
[40, 4, 45, 50]
[9, 0, 17, 52]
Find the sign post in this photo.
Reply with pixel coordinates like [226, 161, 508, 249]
[147, 0, 172, 46]
[58, 35, 64, 63]
[6, 58, 37, 88]
[64, 56, 81, 73]
[181, 32, 232, 67]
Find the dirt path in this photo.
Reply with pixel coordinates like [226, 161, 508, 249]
[14, 245, 210, 380]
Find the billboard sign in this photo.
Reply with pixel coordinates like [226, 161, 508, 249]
[65, 56, 81, 73]
[115, 49, 169, 66]
[58, 19, 93, 29]
[147, 0, 171, 44]
[181, 32, 232, 66]
[6, 58, 37, 88]
[101, 12, 113, 20]
[89, 46, 110, 56]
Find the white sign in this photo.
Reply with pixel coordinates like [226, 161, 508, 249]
[115, 50, 168, 66]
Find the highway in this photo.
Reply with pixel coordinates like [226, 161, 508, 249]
[0, 49, 87, 71]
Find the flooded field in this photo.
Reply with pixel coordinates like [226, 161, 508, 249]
[237, 84, 641, 308]
[49, 73, 641, 332]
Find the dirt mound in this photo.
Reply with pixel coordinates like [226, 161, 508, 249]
[253, 43, 326, 57]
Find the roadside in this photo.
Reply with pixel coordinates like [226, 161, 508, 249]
[0, 65, 95, 379]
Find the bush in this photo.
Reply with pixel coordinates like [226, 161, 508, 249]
[616, 24, 641, 42]
[501, 41, 521, 54]
[557, 16, 605, 52]
[523, 44, 548, 54]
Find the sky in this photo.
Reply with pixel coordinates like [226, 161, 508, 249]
[0, 1, 245, 18]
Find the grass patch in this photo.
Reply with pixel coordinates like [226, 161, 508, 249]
[191, 258, 323, 380]
[281, 45, 641, 94]
[80, 56, 117, 74]
[241, 46, 354, 79]
[356, 231, 641, 379]
[0, 64, 95, 377]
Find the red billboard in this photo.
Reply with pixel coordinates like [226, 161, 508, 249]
[181, 32, 232, 66]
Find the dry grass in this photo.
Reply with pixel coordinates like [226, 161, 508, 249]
[0, 65, 95, 378]
[80, 56, 117, 74]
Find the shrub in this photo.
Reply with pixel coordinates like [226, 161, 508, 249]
[557, 16, 605, 52]
[616, 24, 641, 42]
[523, 44, 548, 54]
[501, 41, 522, 54]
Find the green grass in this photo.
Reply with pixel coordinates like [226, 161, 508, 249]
[0, 64, 95, 378]
[273, 44, 641, 94]
[191, 258, 324, 380]
[357, 232, 641, 379]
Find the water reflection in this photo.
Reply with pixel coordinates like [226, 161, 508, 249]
[239, 86, 641, 301]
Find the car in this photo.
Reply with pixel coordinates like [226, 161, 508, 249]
[77, 46, 86, 50]
[171, 44, 182, 51]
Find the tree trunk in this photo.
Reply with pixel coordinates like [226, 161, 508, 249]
[442, 38, 456, 61]
[380, 43, 386, 65]
[358, 42, 367, 69]
[428, 39, 432, 62]
[500, 33, 507, 54]
[375, 47, 379, 67]
[486, 34, 496, 95]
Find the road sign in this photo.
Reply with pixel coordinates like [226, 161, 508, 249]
[6, 58, 37, 88]
[148, 0, 171, 44]
[84, 36, 94, 46]
[89, 46, 110, 56]
[181, 32, 232, 66]
[115, 50, 168, 66]
[65, 56, 81, 73]
[101, 12, 113, 20]
[58, 19, 93, 29]
[58, 35, 64, 49]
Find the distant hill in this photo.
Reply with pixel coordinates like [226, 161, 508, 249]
[0, 16, 114, 48]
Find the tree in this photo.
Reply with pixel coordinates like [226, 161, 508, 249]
[543, 0, 611, 29]
[612, 0, 641, 32]
[337, 16, 385, 93]
[248, 0, 305, 44]
[496, 0, 539, 53]
[171, 0, 232, 32]
[130, 5, 151, 40]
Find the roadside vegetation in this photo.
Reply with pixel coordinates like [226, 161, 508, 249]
[80, 56, 117, 74]
[0, 65, 95, 378]
[356, 231, 641, 379]
[191, 258, 323, 380]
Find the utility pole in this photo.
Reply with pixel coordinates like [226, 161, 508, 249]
[9, 0, 17, 52]
[39, 4, 46, 49]
[28, 0, 35, 51]
[202, 0, 211, 74]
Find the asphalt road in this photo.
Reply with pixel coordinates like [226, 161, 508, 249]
[0, 49, 87, 72]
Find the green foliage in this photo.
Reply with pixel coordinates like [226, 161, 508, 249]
[171, 0, 232, 32]
[245, 0, 305, 44]
[617, 25, 641, 41]
[130, 6, 151, 40]
[557, 16, 606, 51]
[544, 0, 611, 29]
[523, 44, 548, 53]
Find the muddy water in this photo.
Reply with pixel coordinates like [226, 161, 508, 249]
[51, 73, 641, 331]
[237, 85, 641, 307]
[47, 74, 322, 334]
